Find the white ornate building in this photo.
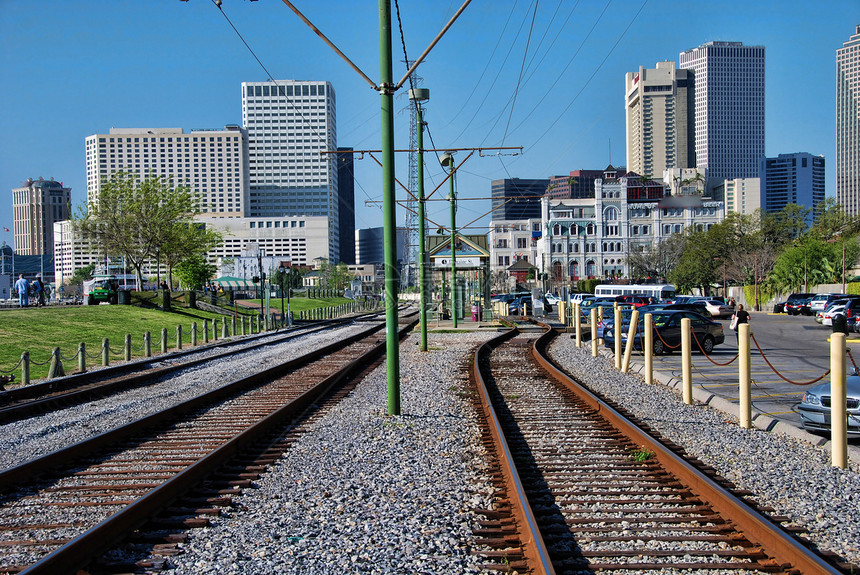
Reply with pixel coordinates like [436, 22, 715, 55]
[489, 168, 724, 291]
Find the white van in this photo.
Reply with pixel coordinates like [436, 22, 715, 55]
[569, 293, 589, 306]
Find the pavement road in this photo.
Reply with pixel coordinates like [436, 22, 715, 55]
[624, 310, 856, 439]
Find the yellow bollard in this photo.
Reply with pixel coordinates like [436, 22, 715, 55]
[831, 332, 848, 468]
[644, 313, 653, 385]
[614, 306, 622, 369]
[738, 323, 752, 429]
[622, 310, 639, 373]
[681, 317, 692, 404]
[590, 309, 598, 357]
[574, 303, 581, 348]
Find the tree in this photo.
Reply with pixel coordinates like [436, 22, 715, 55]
[174, 254, 216, 290]
[316, 261, 354, 292]
[75, 172, 218, 290]
[67, 264, 96, 293]
[160, 222, 222, 287]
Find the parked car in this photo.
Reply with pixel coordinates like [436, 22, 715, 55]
[797, 374, 860, 437]
[786, 297, 814, 316]
[774, 292, 815, 314]
[544, 293, 561, 305]
[615, 294, 651, 307]
[699, 299, 733, 319]
[842, 299, 860, 332]
[660, 302, 713, 318]
[596, 306, 638, 339]
[603, 310, 725, 355]
[507, 296, 532, 315]
[820, 304, 847, 327]
[809, 293, 858, 315]
[815, 299, 850, 323]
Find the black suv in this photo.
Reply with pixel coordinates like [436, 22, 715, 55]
[774, 292, 815, 314]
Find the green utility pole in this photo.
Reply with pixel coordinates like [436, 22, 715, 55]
[379, 0, 400, 415]
[442, 153, 457, 328]
[411, 90, 430, 351]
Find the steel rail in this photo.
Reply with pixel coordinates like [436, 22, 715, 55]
[529, 323, 842, 575]
[12, 316, 417, 575]
[471, 327, 557, 575]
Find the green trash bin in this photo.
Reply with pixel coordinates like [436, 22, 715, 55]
[117, 290, 131, 305]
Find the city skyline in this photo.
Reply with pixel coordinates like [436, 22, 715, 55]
[1, 1, 856, 249]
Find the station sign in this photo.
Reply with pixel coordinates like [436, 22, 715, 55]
[433, 257, 482, 268]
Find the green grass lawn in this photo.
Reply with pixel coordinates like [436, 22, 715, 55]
[0, 295, 356, 383]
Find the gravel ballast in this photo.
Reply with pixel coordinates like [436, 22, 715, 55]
[549, 339, 860, 566]
[164, 332, 497, 574]
[0, 324, 378, 471]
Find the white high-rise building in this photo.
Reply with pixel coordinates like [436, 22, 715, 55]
[837, 25, 860, 216]
[241, 80, 339, 261]
[625, 61, 695, 178]
[85, 127, 249, 217]
[679, 42, 765, 184]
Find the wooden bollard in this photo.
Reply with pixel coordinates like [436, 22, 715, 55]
[48, 347, 65, 379]
[124, 334, 131, 361]
[78, 342, 87, 373]
[102, 338, 110, 367]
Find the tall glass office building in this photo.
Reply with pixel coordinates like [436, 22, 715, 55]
[679, 42, 765, 183]
[241, 80, 339, 260]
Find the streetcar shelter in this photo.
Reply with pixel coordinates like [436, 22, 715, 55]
[427, 234, 490, 321]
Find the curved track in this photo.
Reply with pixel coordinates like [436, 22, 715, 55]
[470, 324, 848, 574]
[0, 314, 416, 575]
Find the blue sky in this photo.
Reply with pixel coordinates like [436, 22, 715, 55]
[1, 0, 857, 246]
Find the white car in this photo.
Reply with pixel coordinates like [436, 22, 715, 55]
[821, 304, 846, 327]
[544, 293, 561, 305]
[699, 299, 733, 319]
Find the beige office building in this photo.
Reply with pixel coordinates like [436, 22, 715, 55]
[724, 177, 761, 216]
[12, 177, 71, 255]
[625, 61, 695, 178]
[85, 127, 249, 218]
[837, 25, 860, 216]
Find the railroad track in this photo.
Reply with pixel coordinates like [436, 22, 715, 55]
[0, 314, 416, 574]
[0, 314, 379, 424]
[469, 324, 849, 574]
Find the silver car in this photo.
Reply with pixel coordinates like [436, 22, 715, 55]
[797, 375, 860, 437]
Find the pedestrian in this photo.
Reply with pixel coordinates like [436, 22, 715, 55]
[729, 296, 737, 309]
[32, 276, 45, 307]
[14, 274, 29, 307]
[730, 303, 750, 343]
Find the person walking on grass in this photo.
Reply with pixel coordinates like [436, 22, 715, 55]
[14, 274, 29, 308]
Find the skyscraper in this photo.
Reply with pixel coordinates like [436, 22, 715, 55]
[12, 177, 71, 256]
[760, 153, 825, 217]
[85, 127, 248, 217]
[491, 178, 548, 220]
[625, 61, 695, 178]
[679, 42, 765, 183]
[241, 80, 339, 261]
[837, 25, 860, 216]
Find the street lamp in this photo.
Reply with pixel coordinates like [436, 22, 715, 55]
[441, 151, 457, 328]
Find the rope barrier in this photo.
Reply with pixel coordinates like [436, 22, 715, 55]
[653, 325, 681, 350]
[0, 357, 24, 374]
[85, 347, 103, 360]
[690, 327, 739, 366]
[28, 354, 53, 367]
[108, 345, 123, 357]
[60, 349, 81, 363]
[750, 333, 830, 386]
[847, 348, 859, 374]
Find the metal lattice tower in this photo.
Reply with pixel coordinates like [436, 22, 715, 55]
[400, 64, 423, 290]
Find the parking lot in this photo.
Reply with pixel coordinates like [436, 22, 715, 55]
[613, 309, 854, 436]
